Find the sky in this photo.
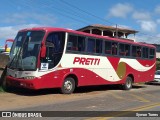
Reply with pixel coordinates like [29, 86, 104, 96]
[0, 0, 160, 47]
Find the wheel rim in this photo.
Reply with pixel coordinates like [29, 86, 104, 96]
[126, 79, 131, 88]
[64, 81, 72, 92]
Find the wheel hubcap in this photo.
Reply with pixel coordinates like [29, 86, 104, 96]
[64, 81, 72, 91]
[126, 80, 131, 88]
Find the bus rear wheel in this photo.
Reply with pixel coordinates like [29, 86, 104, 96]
[61, 77, 75, 94]
[123, 76, 133, 90]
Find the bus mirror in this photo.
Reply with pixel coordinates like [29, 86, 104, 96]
[40, 45, 46, 58]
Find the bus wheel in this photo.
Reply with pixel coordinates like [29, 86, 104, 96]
[61, 77, 75, 94]
[0, 67, 10, 91]
[123, 76, 133, 90]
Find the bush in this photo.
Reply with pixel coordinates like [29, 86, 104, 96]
[0, 86, 4, 92]
[156, 60, 160, 70]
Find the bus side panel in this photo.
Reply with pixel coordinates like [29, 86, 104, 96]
[69, 68, 123, 86]
[125, 62, 155, 83]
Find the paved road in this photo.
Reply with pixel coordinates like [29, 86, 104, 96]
[0, 83, 160, 120]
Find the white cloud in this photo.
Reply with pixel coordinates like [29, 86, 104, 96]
[138, 20, 157, 32]
[117, 24, 132, 29]
[1, 12, 57, 25]
[156, 19, 160, 24]
[134, 35, 151, 43]
[0, 24, 40, 40]
[108, 3, 133, 18]
[135, 34, 160, 44]
[155, 5, 160, 14]
[132, 11, 151, 20]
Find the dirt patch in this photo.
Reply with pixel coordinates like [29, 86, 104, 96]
[0, 90, 97, 111]
[0, 69, 101, 111]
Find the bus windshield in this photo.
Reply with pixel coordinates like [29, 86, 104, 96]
[9, 31, 45, 70]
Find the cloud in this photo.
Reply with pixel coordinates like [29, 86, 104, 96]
[108, 3, 133, 18]
[1, 12, 57, 26]
[157, 19, 160, 24]
[132, 11, 151, 20]
[117, 24, 132, 29]
[137, 20, 157, 33]
[135, 33, 160, 44]
[155, 5, 160, 14]
[0, 24, 40, 40]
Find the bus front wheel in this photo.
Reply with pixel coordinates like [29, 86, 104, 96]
[123, 76, 133, 90]
[0, 67, 10, 91]
[61, 77, 75, 94]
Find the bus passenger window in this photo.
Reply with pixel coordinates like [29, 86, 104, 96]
[125, 44, 130, 56]
[142, 47, 148, 58]
[67, 35, 78, 51]
[87, 38, 95, 53]
[137, 47, 142, 57]
[78, 36, 85, 52]
[119, 43, 125, 56]
[137, 50, 141, 57]
[149, 48, 155, 59]
[96, 39, 102, 54]
[105, 41, 112, 55]
[112, 43, 117, 55]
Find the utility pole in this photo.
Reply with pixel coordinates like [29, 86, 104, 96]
[116, 24, 118, 38]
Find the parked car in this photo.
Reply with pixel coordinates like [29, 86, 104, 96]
[153, 70, 160, 83]
[145, 70, 160, 84]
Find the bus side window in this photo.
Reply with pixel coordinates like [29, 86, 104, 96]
[137, 47, 142, 57]
[105, 41, 112, 55]
[78, 36, 85, 52]
[119, 43, 125, 56]
[125, 44, 130, 56]
[142, 47, 149, 58]
[137, 50, 141, 57]
[149, 48, 155, 59]
[112, 43, 117, 55]
[87, 38, 95, 53]
[96, 39, 102, 54]
[132, 46, 136, 57]
[67, 35, 78, 51]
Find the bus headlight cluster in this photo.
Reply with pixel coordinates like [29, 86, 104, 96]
[24, 76, 35, 79]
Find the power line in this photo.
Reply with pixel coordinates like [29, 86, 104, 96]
[60, 0, 160, 40]
[30, 0, 91, 25]
[8, 0, 160, 41]
[60, 0, 114, 25]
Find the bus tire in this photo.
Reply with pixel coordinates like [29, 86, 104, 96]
[61, 77, 75, 94]
[123, 76, 133, 90]
[0, 66, 10, 91]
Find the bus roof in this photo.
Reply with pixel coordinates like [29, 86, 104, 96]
[19, 27, 155, 48]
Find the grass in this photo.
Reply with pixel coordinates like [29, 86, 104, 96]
[0, 86, 4, 92]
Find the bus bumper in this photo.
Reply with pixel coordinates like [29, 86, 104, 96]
[6, 76, 40, 89]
